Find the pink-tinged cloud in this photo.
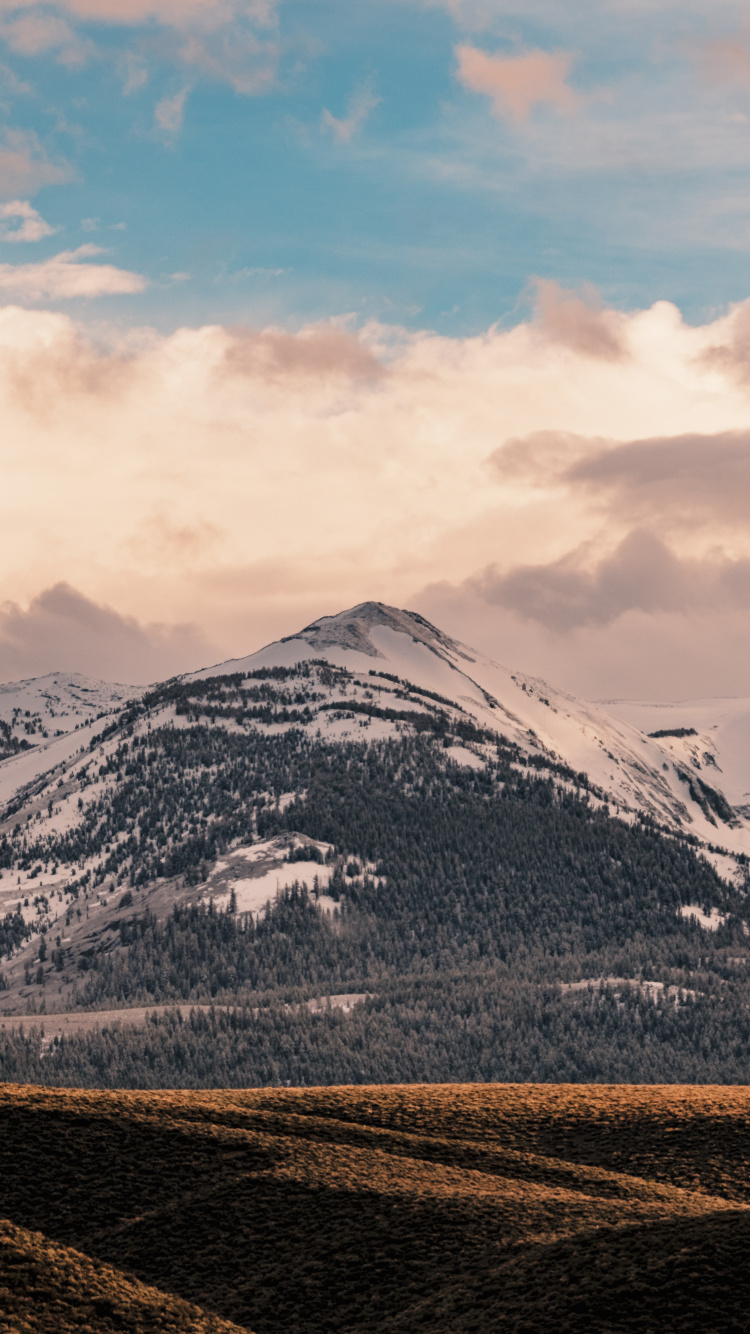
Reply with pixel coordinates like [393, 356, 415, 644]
[0, 245, 145, 299]
[455, 45, 582, 121]
[0, 0, 273, 27]
[0, 2, 279, 93]
[533, 279, 628, 360]
[470, 529, 750, 631]
[700, 36, 750, 87]
[177, 29, 276, 94]
[0, 13, 76, 54]
[1, 295, 750, 693]
[225, 324, 386, 380]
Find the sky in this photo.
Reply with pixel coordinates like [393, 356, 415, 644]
[4, 1, 750, 697]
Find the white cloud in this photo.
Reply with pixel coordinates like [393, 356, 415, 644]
[0, 199, 57, 242]
[0, 244, 145, 297]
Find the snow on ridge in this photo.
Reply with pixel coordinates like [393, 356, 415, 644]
[5, 601, 750, 867]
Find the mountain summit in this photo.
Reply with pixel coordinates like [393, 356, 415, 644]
[287, 602, 472, 662]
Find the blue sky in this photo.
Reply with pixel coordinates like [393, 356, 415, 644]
[4, 0, 750, 333]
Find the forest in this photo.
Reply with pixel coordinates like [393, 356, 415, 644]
[2, 718, 750, 1087]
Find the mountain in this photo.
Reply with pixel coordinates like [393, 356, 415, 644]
[1, 601, 750, 1086]
[199, 601, 750, 856]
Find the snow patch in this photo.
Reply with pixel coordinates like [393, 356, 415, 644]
[680, 904, 728, 932]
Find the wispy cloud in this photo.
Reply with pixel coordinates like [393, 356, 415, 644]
[0, 129, 72, 199]
[322, 81, 381, 143]
[0, 0, 281, 93]
[0, 12, 92, 66]
[155, 86, 189, 135]
[0, 1, 277, 28]
[0, 199, 57, 242]
[0, 243, 145, 297]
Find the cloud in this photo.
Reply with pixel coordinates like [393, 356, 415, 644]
[322, 82, 381, 144]
[224, 323, 386, 380]
[0, 1, 280, 94]
[0, 582, 213, 683]
[701, 297, 750, 382]
[0, 129, 72, 199]
[488, 426, 750, 532]
[0, 199, 57, 242]
[0, 244, 145, 298]
[155, 86, 189, 135]
[470, 529, 750, 630]
[0, 1, 276, 28]
[0, 294, 750, 692]
[567, 430, 750, 528]
[532, 279, 629, 360]
[0, 12, 91, 65]
[176, 29, 277, 95]
[699, 35, 750, 88]
[455, 45, 583, 121]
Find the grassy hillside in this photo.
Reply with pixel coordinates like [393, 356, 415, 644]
[1, 1082, 749, 1332]
[0, 1218, 250, 1334]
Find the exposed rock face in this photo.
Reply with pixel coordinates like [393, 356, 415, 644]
[289, 601, 474, 663]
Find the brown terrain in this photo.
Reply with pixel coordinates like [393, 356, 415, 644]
[1, 1082, 749, 1333]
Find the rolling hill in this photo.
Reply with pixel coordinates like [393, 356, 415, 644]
[1, 1081, 749, 1333]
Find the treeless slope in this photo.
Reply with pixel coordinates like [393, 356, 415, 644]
[0, 1083, 748, 1333]
[0, 1219, 250, 1334]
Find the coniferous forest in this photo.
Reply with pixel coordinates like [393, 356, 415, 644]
[2, 725, 750, 1088]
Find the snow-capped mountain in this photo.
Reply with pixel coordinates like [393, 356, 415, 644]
[2, 601, 749, 856]
[2, 600, 750, 1015]
[194, 602, 750, 857]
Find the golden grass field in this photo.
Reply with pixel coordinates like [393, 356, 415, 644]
[1, 1082, 749, 1332]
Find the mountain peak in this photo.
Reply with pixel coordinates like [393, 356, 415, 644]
[287, 601, 471, 662]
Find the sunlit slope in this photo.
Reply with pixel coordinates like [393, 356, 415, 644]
[1, 1082, 749, 1333]
[0, 1218, 250, 1334]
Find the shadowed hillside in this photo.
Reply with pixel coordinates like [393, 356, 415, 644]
[1, 1082, 749, 1332]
